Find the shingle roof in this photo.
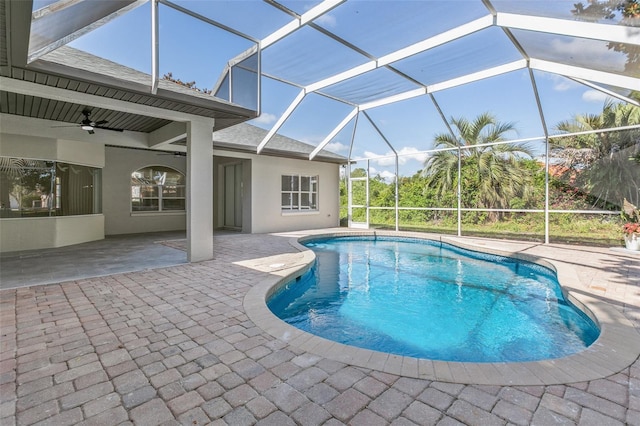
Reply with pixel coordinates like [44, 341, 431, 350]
[212, 122, 346, 163]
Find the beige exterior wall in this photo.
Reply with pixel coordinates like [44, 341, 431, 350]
[0, 133, 104, 168]
[103, 146, 187, 235]
[0, 132, 106, 252]
[212, 149, 341, 234]
[0, 215, 104, 252]
[105, 147, 340, 237]
[213, 149, 340, 234]
[251, 156, 340, 233]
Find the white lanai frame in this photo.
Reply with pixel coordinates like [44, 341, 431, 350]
[248, 0, 640, 240]
[156, 0, 263, 109]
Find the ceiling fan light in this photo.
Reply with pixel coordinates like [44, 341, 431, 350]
[81, 124, 94, 131]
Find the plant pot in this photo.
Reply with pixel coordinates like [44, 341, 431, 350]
[624, 233, 640, 251]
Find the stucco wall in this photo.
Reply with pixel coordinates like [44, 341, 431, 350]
[0, 133, 104, 168]
[211, 149, 341, 233]
[103, 146, 187, 235]
[0, 132, 106, 252]
[105, 147, 340, 236]
[251, 156, 340, 233]
[0, 215, 105, 252]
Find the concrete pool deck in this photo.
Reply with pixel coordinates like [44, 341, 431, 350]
[1, 229, 639, 425]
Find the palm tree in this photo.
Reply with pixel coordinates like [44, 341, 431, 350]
[422, 113, 535, 221]
[554, 100, 639, 164]
[552, 100, 640, 207]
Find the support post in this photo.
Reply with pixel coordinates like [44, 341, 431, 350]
[395, 155, 399, 232]
[151, 0, 159, 94]
[186, 119, 214, 262]
[457, 147, 462, 237]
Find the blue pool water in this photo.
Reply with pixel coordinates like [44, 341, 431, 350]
[267, 236, 600, 363]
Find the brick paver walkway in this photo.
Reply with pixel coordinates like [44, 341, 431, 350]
[1, 231, 638, 425]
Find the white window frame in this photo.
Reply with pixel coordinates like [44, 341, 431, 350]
[281, 174, 318, 212]
[131, 166, 186, 213]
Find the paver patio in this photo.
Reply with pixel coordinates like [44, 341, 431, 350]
[1, 230, 639, 425]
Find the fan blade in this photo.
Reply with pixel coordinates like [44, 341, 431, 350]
[94, 126, 123, 132]
[158, 151, 186, 157]
[94, 120, 109, 126]
[88, 129, 95, 135]
[51, 124, 80, 128]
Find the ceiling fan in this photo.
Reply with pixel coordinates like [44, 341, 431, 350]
[53, 109, 123, 134]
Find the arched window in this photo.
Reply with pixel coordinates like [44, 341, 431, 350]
[131, 166, 185, 212]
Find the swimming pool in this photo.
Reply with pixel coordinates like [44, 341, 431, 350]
[267, 236, 600, 363]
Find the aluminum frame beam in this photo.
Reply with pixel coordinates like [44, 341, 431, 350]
[27, 0, 146, 62]
[159, 0, 259, 43]
[358, 59, 527, 111]
[262, 0, 346, 48]
[362, 111, 400, 231]
[257, 89, 306, 153]
[428, 59, 527, 93]
[496, 12, 640, 46]
[309, 107, 358, 160]
[570, 78, 640, 107]
[530, 59, 640, 91]
[378, 15, 494, 67]
[304, 15, 494, 94]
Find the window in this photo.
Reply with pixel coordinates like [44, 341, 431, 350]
[131, 166, 185, 212]
[281, 174, 318, 211]
[0, 157, 101, 218]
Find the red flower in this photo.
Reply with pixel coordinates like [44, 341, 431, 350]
[623, 222, 640, 235]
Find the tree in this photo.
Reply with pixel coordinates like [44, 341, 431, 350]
[572, 0, 639, 22]
[162, 72, 212, 94]
[422, 113, 536, 221]
[552, 100, 640, 207]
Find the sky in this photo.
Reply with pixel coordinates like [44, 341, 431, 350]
[53, 0, 637, 178]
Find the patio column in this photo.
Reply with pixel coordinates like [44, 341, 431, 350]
[186, 118, 214, 262]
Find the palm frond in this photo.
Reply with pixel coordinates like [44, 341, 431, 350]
[0, 158, 50, 177]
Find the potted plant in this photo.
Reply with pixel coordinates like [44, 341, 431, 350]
[623, 199, 640, 251]
[623, 222, 640, 251]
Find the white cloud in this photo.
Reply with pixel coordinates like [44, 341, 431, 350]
[582, 90, 610, 103]
[325, 141, 349, 153]
[363, 147, 428, 167]
[364, 151, 395, 166]
[378, 170, 396, 183]
[315, 13, 337, 27]
[364, 166, 394, 182]
[552, 78, 577, 92]
[542, 73, 581, 92]
[253, 112, 277, 125]
[397, 147, 429, 164]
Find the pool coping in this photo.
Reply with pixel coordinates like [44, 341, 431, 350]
[243, 230, 640, 386]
